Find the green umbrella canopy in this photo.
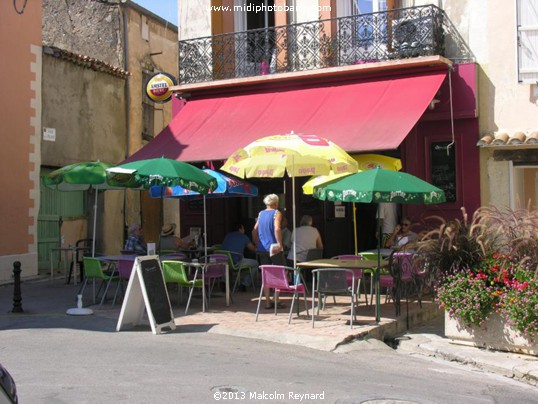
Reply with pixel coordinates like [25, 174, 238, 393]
[42, 161, 141, 190]
[42, 161, 141, 257]
[107, 157, 217, 193]
[313, 167, 446, 204]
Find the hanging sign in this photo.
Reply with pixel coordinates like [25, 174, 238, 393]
[145, 72, 177, 103]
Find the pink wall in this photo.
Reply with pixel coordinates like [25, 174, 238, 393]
[403, 63, 480, 225]
[0, 1, 42, 255]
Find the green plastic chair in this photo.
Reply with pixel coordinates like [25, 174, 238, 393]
[161, 260, 204, 314]
[215, 249, 256, 293]
[80, 257, 119, 307]
[359, 252, 392, 305]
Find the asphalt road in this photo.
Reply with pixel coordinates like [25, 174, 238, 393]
[1, 313, 537, 404]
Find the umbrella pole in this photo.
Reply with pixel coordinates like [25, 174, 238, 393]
[376, 204, 381, 323]
[92, 189, 98, 257]
[158, 187, 163, 255]
[353, 202, 358, 256]
[292, 175, 297, 268]
[203, 195, 207, 257]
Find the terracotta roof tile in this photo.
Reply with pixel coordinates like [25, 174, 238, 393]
[477, 131, 538, 147]
[43, 46, 131, 79]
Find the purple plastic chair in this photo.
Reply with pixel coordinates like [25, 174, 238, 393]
[112, 259, 134, 307]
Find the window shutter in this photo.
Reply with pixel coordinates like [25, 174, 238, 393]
[517, 0, 538, 83]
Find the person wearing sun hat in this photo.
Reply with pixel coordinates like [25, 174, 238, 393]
[160, 223, 191, 250]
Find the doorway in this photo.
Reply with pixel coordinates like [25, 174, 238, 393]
[235, 0, 276, 76]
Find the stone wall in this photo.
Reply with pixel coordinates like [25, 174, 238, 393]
[42, 0, 123, 67]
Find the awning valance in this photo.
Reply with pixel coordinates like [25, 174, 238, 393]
[125, 70, 447, 163]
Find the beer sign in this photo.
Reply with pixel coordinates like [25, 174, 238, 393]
[145, 72, 176, 103]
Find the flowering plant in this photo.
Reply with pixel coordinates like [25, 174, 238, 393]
[420, 207, 538, 337]
[436, 253, 535, 332]
[436, 271, 497, 326]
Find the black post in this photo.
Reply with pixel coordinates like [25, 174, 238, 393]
[12, 261, 23, 313]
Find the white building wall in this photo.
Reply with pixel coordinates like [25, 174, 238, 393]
[179, 0, 212, 40]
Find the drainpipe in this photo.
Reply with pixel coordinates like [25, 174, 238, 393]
[122, 1, 130, 241]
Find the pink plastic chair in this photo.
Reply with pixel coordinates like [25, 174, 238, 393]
[112, 259, 134, 306]
[255, 265, 309, 324]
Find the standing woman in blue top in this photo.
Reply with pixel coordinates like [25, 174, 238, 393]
[253, 194, 286, 309]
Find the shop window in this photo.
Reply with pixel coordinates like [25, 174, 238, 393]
[430, 141, 457, 203]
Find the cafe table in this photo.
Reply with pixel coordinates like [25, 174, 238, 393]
[297, 258, 390, 315]
[296, 258, 389, 270]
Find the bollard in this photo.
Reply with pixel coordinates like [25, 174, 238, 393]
[12, 261, 23, 313]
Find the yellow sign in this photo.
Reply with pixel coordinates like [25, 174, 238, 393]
[145, 73, 176, 103]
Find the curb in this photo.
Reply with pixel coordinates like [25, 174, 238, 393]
[397, 333, 538, 387]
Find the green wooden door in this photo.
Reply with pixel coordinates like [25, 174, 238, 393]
[37, 168, 85, 270]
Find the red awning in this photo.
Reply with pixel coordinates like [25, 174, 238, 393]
[126, 70, 447, 163]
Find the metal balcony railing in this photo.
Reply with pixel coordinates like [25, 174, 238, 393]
[178, 5, 473, 85]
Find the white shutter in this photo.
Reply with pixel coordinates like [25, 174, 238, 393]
[517, 0, 538, 83]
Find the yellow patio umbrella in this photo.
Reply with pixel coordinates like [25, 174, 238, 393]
[302, 154, 402, 255]
[222, 132, 357, 267]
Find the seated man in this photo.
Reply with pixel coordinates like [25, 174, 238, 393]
[287, 215, 323, 263]
[222, 222, 259, 291]
[385, 217, 417, 249]
[124, 223, 147, 254]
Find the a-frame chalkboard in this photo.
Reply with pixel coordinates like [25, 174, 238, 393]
[116, 256, 176, 334]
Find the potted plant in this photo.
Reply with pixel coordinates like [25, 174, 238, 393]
[417, 206, 538, 354]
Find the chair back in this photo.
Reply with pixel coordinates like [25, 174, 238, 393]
[161, 260, 189, 284]
[393, 251, 415, 281]
[259, 265, 291, 290]
[117, 259, 134, 280]
[314, 268, 353, 295]
[305, 248, 323, 261]
[76, 238, 93, 260]
[332, 255, 363, 285]
[202, 254, 227, 278]
[82, 257, 106, 279]
[214, 250, 237, 270]
[358, 252, 382, 261]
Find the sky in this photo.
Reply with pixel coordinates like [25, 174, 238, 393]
[132, 0, 178, 26]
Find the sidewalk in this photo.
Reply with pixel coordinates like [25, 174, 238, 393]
[1, 275, 537, 387]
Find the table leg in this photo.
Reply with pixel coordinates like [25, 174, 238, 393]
[63, 250, 69, 284]
[201, 265, 206, 313]
[225, 264, 230, 307]
[50, 251, 54, 283]
[72, 248, 78, 286]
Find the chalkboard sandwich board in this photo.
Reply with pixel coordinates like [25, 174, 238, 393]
[116, 256, 176, 334]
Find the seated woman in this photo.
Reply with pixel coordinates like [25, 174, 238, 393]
[384, 217, 417, 249]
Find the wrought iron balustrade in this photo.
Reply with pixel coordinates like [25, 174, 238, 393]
[178, 5, 473, 85]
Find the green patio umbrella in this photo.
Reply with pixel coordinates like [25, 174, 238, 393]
[313, 167, 446, 322]
[42, 161, 141, 257]
[107, 157, 218, 253]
